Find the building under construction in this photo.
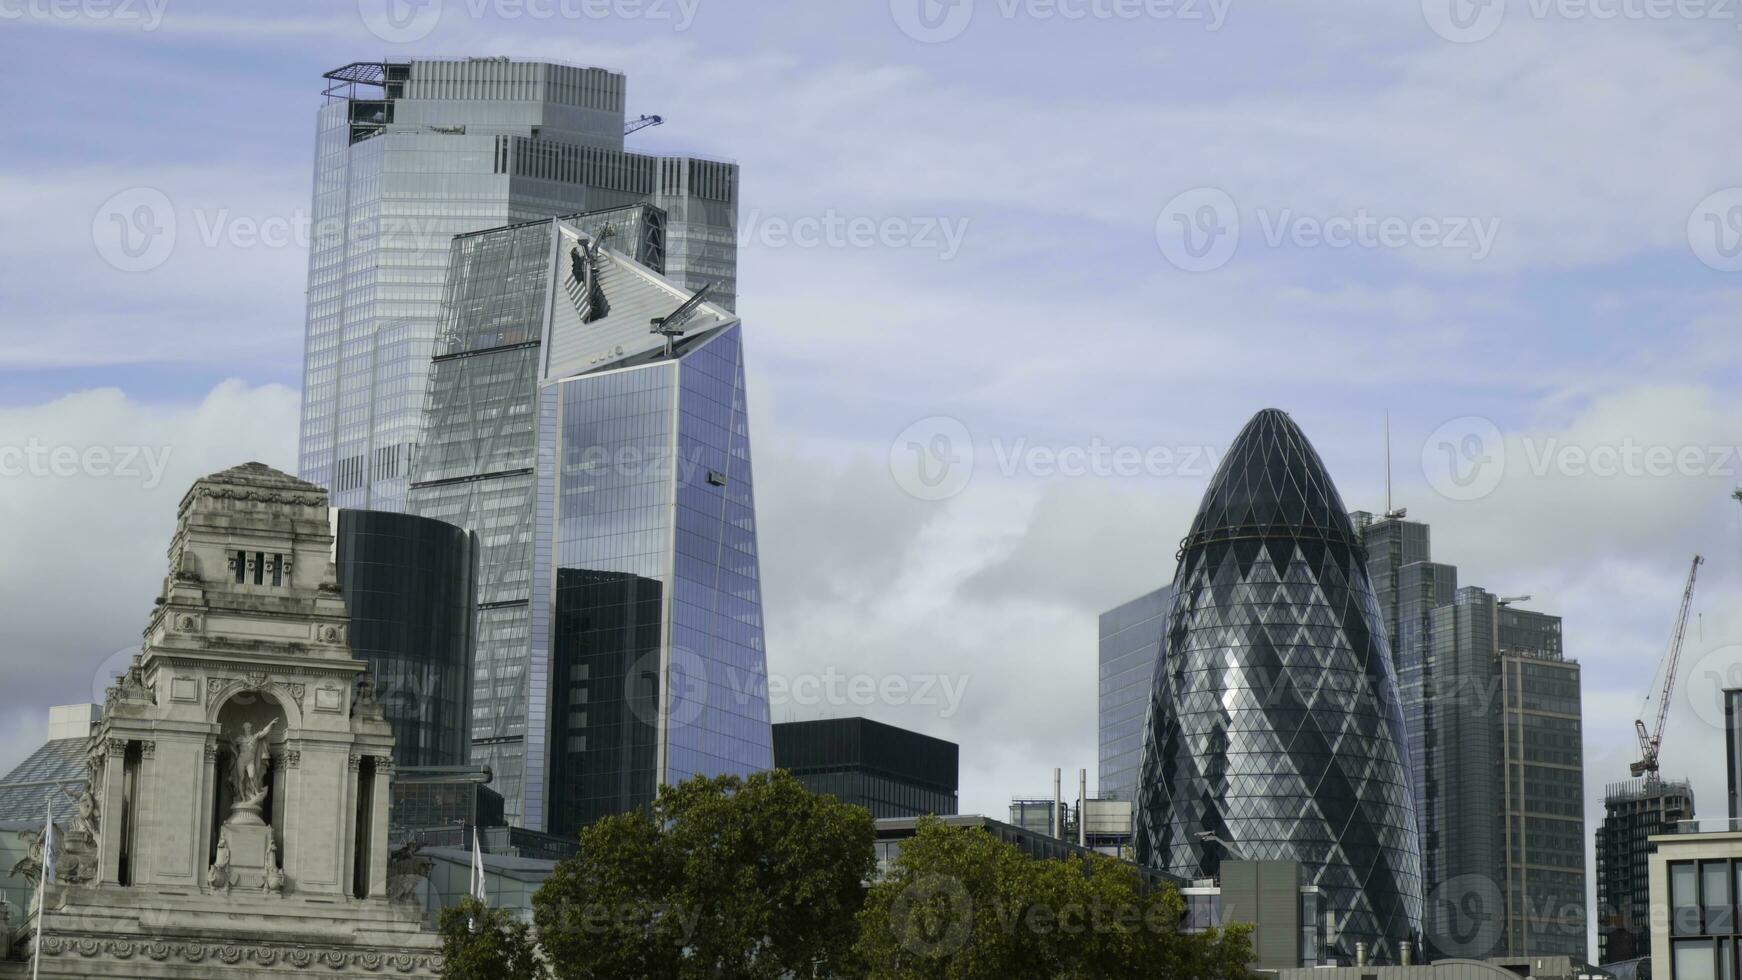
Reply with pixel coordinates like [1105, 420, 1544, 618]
[1596, 778, 1696, 963]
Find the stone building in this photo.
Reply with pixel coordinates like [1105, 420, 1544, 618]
[0, 463, 438, 978]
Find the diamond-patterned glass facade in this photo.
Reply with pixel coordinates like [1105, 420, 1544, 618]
[1135, 408, 1424, 964]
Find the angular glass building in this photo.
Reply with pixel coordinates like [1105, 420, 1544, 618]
[1134, 408, 1423, 964]
[300, 58, 738, 513]
[1098, 585, 1172, 803]
[407, 207, 770, 833]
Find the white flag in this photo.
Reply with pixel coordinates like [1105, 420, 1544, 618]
[470, 827, 486, 906]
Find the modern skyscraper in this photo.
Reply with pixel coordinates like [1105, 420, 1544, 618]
[407, 208, 770, 834]
[771, 718, 959, 819]
[1352, 514, 1588, 961]
[331, 509, 478, 768]
[1098, 585, 1172, 803]
[299, 58, 738, 513]
[1598, 779, 1696, 963]
[1135, 408, 1424, 965]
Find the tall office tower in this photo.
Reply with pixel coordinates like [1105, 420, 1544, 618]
[407, 208, 770, 834]
[1488, 593, 1586, 957]
[1098, 586, 1173, 803]
[1597, 779, 1696, 963]
[1352, 514, 1588, 961]
[1135, 409, 1423, 965]
[300, 58, 738, 512]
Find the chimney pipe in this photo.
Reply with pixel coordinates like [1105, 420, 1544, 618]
[1400, 940, 1413, 966]
[1355, 942, 1369, 967]
[1079, 769, 1088, 847]
[1053, 768, 1062, 838]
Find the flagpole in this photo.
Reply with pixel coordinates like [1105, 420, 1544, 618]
[32, 799, 50, 980]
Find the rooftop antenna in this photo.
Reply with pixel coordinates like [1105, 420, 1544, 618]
[1384, 411, 1407, 520]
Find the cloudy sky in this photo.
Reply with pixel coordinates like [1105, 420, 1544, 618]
[4, 0, 1742, 950]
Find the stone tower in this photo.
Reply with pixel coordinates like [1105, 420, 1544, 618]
[6, 463, 438, 978]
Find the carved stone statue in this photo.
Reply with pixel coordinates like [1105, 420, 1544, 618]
[208, 832, 232, 893]
[10, 828, 45, 887]
[64, 783, 99, 841]
[386, 842, 432, 904]
[227, 719, 279, 812]
[262, 838, 285, 895]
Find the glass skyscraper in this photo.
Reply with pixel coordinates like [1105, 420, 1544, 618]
[299, 58, 738, 513]
[1352, 513, 1588, 961]
[1098, 585, 1172, 803]
[331, 508, 478, 769]
[1134, 408, 1424, 965]
[407, 208, 769, 833]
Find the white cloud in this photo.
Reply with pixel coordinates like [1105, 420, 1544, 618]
[0, 381, 298, 770]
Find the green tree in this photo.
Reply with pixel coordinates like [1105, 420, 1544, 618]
[854, 817, 1255, 980]
[437, 897, 542, 980]
[533, 769, 876, 979]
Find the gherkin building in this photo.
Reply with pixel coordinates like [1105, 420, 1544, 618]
[1134, 409, 1423, 964]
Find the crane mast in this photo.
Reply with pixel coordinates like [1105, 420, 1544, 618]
[1631, 554, 1703, 780]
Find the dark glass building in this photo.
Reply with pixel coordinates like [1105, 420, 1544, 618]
[333, 508, 478, 768]
[1598, 779, 1695, 963]
[1134, 408, 1424, 965]
[773, 718, 958, 818]
[1354, 511, 1588, 961]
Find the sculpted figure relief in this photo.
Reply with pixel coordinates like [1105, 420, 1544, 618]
[228, 719, 278, 805]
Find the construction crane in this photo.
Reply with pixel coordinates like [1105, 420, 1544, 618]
[624, 114, 664, 136]
[1631, 554, 1704, 780]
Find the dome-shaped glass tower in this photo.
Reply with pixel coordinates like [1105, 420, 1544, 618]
[1134, 408, 1422, 964]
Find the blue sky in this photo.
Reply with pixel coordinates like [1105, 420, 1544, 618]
[3, 0, 1742, 953]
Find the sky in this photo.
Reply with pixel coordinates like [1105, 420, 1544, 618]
[3, 0, 1742, 956]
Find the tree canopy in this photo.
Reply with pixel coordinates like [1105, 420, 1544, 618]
[437, 776, 1256, 980]
[854, 817, 1256, 980]
[532, 769, 877, 979]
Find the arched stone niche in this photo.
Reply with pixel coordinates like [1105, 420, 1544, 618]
[210, 692, 289, 886]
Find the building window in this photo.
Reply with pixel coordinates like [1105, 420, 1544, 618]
[1676, 939, 1720, 980]
[1676, 863, 1702, 937]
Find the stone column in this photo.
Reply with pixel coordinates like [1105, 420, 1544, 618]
[97, 738, 128, 885]
[369, 756, 392, 897]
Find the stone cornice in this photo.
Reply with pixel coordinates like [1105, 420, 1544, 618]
[39, 933, 438, 974]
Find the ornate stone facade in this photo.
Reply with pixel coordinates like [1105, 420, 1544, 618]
[1, 463, 439, 978]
